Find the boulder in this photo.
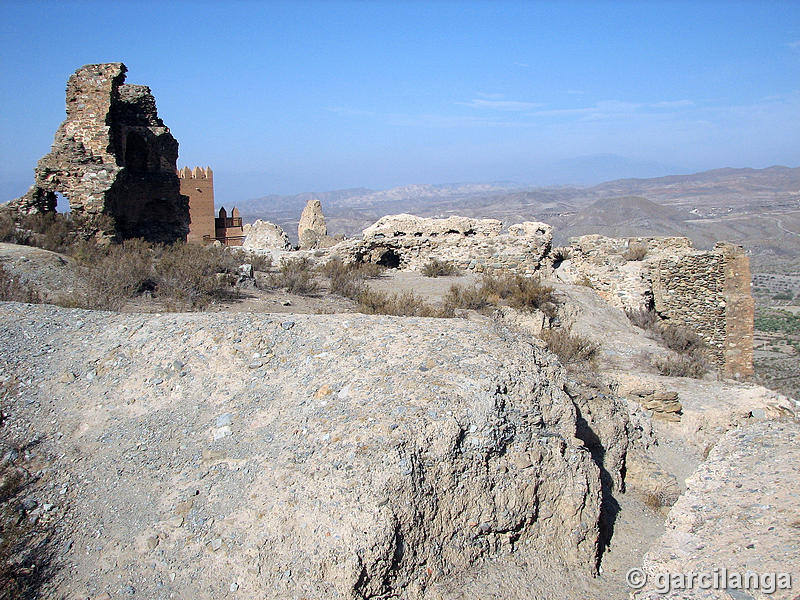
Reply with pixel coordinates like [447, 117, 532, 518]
[242, 219, 292, 251]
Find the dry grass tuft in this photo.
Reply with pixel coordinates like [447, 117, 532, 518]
[271, 257, 319, 295]
[421, 259, 460, 278]
[0, 263, 41, 304]
[540, 328, 599, 365]
[356, 288, 452, 318]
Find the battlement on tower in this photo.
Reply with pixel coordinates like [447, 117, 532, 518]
[177, 166, 213, 180]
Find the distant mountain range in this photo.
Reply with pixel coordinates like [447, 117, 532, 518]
[238, 165, 800, 271]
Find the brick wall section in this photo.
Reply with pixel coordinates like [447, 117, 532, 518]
[179, 166, 215, 242]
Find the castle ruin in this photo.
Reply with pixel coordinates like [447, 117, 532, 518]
[6, 62, 189, 243]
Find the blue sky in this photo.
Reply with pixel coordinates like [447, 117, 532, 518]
[1, 1, 799, 205]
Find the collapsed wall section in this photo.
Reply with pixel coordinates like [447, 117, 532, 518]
[6, 62, 189, 243]
[337, 213, 552, 275]
[567, 235, 754, 379]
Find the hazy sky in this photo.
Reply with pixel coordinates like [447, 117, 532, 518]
[1, 0, 799, 205]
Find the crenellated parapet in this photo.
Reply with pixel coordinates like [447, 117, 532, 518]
[177, 166, 213, 180]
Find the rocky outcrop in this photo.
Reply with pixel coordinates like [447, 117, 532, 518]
[636, 420, 800, 599]
[4, 63, 188, 243]
[298, 199, 328, 249]
[0, 303, 607, 599]
[242, 219, 292, 251]
[336, 214, 552, 275]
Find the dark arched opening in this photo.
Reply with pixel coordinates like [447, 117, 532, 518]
[377, 249, 401, 269]
[125, 132, 148, 172]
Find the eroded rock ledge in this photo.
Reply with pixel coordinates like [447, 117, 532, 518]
[0, 303, 608, 599]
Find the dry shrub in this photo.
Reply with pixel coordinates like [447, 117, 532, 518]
[271, 257, 319, 295]
[481, 273, 556, 316]
[540, 328, 599, 365]
[154, 242, 238, 309]
[652, 354, 708, 378]
[421, 258, 460, 278]
[0, 212, 16, 243]
[658, 322, 705, 355]
[622, 242, 648, 261]
[320, 257, 384, 300]
[643, 490, 666, 511]
[626, 307, 660, 330]
[81, 239, 154, 310]
[356, 288, 451, 318]
[248, 253, 273, 272]
[443, 283, 492, 312]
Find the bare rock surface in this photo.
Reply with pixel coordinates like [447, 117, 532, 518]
[242, 219, 292, 251]
[0, 302, 605, 599]
[636, 419, 800, 600]
[298, 199, 328, 249]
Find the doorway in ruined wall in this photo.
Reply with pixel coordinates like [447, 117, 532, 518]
[124, 132, 149, 172]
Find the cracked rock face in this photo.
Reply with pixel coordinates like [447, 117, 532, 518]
[0, 303, 604, 599]
[5, 62, 189, 243]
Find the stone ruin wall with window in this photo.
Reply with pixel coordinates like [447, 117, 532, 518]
[5, 62, 189, 243]
[565, 235, 754, 379]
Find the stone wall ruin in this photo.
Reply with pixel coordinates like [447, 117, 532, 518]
[6, 62, 189, 243]
[565, 235, 754, 379]
[337, 213, 553, 275]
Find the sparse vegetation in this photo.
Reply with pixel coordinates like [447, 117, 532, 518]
[445, 273, 557, 317]
[627, 308, 710, 378]
[0, 263, 41, 304]
[626, 307, 660, 330]
[540, 327, 599, 365]
[421, 258, 460, 278]
[356, 288, 451, 318]
[652, 353, 708, 378]
[443, 282, 492, 312]
[248, 253, 273, 272]
[622, 242, 648, 261]
[755, 309, 800, 335]
[271, 257, 319, 295]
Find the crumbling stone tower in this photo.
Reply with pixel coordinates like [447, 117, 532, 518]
[7, 62, 189, 243]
